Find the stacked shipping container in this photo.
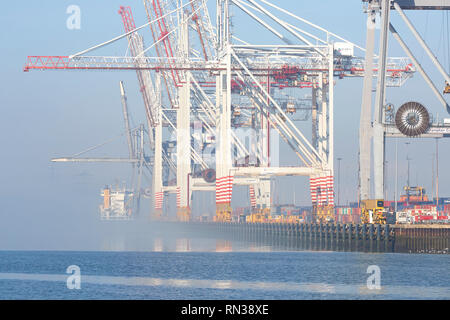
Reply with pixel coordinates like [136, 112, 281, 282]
[335, 207, 361, 224]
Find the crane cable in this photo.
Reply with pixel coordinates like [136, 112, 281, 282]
[440, 10, 450, 74]
[69, 128, 139, 158]
[445, 11, 450, 73]
[420, 11, 429, 63]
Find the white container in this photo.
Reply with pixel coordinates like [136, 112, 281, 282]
[334, 42, 354, 57]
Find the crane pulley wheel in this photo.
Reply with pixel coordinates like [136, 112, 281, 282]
[395, 101, 430, 137]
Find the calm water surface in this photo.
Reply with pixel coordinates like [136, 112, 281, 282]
[1, 244, 449, 299]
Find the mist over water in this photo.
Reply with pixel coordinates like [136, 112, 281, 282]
[1, 216, 449, 299]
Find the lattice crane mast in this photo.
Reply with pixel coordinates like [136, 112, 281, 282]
[119, 6, 160, 131]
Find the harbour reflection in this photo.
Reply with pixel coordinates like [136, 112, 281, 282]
[176, 238, 191, 252]
[153, 238, 163, 252]
[215, 240, 232, 252]
[99, 232, 285, 252]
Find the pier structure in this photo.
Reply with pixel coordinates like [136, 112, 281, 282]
[181, 222, 450, 254]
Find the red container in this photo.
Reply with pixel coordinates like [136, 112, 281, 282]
[417, 215, 434, 221]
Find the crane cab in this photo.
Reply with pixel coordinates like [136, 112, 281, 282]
[444, 81, 450, 94]
[361, 199, 386, 224]
[286, 102, 296, 114]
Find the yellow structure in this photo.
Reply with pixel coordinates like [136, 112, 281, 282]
[400, 186, 429, 202]
[214, 203, 232, 222]
[266, 214, 301, 224]
[360, 199, 386, 224]
[283, 215, 303, 224]
[314, 205, 335, 223]
[246, 208, 270, 223]
[177, 207, 191, 222]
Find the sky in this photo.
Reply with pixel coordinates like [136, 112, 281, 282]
[0, 1, 449, 250]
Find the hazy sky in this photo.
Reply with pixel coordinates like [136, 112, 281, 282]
[0, 1, 449, 250]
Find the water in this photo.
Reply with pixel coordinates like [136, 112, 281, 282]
[1, 248, 449, 299]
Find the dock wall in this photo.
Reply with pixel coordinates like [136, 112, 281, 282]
[181, 222, 450, 254]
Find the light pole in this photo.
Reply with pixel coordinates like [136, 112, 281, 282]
[337, 157, 343, 207]
[404, 142, 411, 205]
[436, 138, 439, 206]
[384, 160, 388, 201]
[394, 138, 398, 213]
[405, 142, 411, 186]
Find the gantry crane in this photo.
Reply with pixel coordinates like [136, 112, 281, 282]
[25, 0, 416, 224]
[359, 0, 450, 224]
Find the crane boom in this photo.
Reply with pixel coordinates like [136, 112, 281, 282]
[120, 81, 135, 159]
[119, 6, 160, 129]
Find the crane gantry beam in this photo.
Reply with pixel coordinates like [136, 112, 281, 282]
[368, 0, 450, 10]
[24, 55, 414, 89]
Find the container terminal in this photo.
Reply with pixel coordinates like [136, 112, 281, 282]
[24, 0, 450, 253]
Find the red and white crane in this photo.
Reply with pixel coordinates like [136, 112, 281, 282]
[25, 0, 416, 223]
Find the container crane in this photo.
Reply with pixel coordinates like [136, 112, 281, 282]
[359, 0, 450, 224]
[25, 0, 416, 224]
